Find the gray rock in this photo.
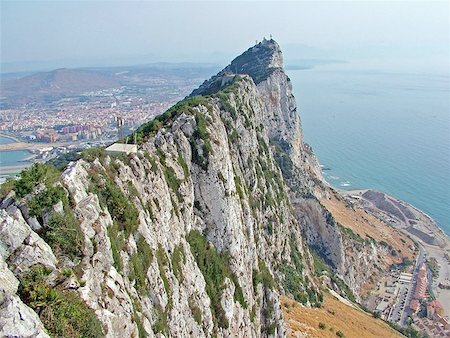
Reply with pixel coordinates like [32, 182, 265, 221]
[0, 295, 50, 338]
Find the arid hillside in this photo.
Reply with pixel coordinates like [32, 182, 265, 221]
[281, 293, 401, 338]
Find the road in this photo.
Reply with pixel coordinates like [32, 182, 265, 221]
[398, 244, 425, 326]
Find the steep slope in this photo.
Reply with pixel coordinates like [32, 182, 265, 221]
[0, 39, 414, 338]
[0, 39, 322, 338]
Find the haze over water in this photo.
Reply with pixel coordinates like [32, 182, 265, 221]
[289, 67, 450, 235]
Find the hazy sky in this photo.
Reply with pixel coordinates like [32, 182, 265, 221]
[1, 1, 449, 72]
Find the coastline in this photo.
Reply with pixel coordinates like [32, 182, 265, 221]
[339, 188, 450, 319]
[0, 135, 34, 175]
[0, 133, 22, 143]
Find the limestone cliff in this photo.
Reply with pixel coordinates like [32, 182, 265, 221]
[0, 39, 410, 337]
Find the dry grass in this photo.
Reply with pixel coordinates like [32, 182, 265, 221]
[282, 293, 402, 338]
[319, 189, 416, 265]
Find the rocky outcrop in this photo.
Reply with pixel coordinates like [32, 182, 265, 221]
[0, 221, 51, 338]
[0, 39, 394, 337]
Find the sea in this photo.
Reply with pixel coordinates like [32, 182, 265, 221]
[289, 68, 450, 235]
[0, 136, 31, 168]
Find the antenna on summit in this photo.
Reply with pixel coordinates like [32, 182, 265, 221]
[270, 34, 273, 39]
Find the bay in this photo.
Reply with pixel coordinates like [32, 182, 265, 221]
[0, 136, 31, 167]
[289, 69, 450, 234]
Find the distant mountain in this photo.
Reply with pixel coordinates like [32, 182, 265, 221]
[0, 68, 120, 105]
[0, 63, 220, 107]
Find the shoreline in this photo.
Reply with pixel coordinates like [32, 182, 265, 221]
[339, 188, 450, 320]
[340, 188, 449, 241]
[0, 136, 33, 174]
[0, 133, 22, 143]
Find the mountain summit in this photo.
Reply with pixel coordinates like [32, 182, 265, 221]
[0, 40, 410, 338]
[191, 38, 283, 96]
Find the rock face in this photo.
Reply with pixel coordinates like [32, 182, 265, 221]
[0, 39, 393, 337]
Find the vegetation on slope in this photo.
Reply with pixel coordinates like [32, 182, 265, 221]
[187, 230, 247, 330]
[1, 163, 84, 261]
[18, 265, 103, 338]
[311, 248, 356, 303]
[131, 96, 211, 144]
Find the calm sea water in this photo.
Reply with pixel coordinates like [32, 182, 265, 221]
[289, 69, 450, 235]
[0, 136, 31, 167]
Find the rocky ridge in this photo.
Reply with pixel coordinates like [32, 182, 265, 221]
[0, 39, 412, 337]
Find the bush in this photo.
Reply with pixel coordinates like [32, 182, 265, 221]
[18, 265, 103, 338]
[133, 96, 211, 143]
[280, 263, 307, 304]
[253, 259, 275, 291]
[234, 175, 244, 199]
[0, 178, 15, 199]
[80, 147, 106, 162]
[187, 230, 246, 329]
[129, 236, 153, 295]
[336, 330, 345, 337]
[28, 185, 67, 218]
[319, 322, 327, 329]
[171, 244, 186, 282]
[153, 245, 172, 336]
[190, 112, 213, 171]
[13, 163, 60, 198]
[177, 153, 189, 179]
[311, 248, 355, 303]
[164, 166, 182, 200]
[107, 223, 125, 272]
[188, 296, 202, 325]
[44, 211, 83, 261]
[92, 175, 139, 236]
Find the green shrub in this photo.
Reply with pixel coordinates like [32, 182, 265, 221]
[229, 129, 239, 143]
[156, 244, 170, 297]
[164, 166, 182, 200]
[134, 96, 210, 143]
[190, 112, 213, 171]
[13, 163, 60, 198]
[339, 224, 364, 243]
[93, 176, 139, 236]
[18, 265, 103, 338]
[319, 322, 327, 329]
[217, 171, 227, 184]
[336, 330, 345, 337]
[187, 230, 247, 329]
[153, 245, 172, 336]
[133, 310, 146, 338]
[311, 248, 355, 303]
[43, 212, 83, 261]
[80, 147, 106, 162]
[234, 175, 244, 199]
[152, 305, 169, 336]
[129, 236, 153, 295]
[280, 263, 307, 304]
[62, 268, 72, 278]
[177, 153, 189, 179]
[107, 222, 126, 272]
[0, 178, 15, 199]
[250, 305, 257, 322]
[172, 244, 186, 282]
[28, 185, 67, 218]
[253, 259, 275, 291]
[188, 297, 202, 325]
